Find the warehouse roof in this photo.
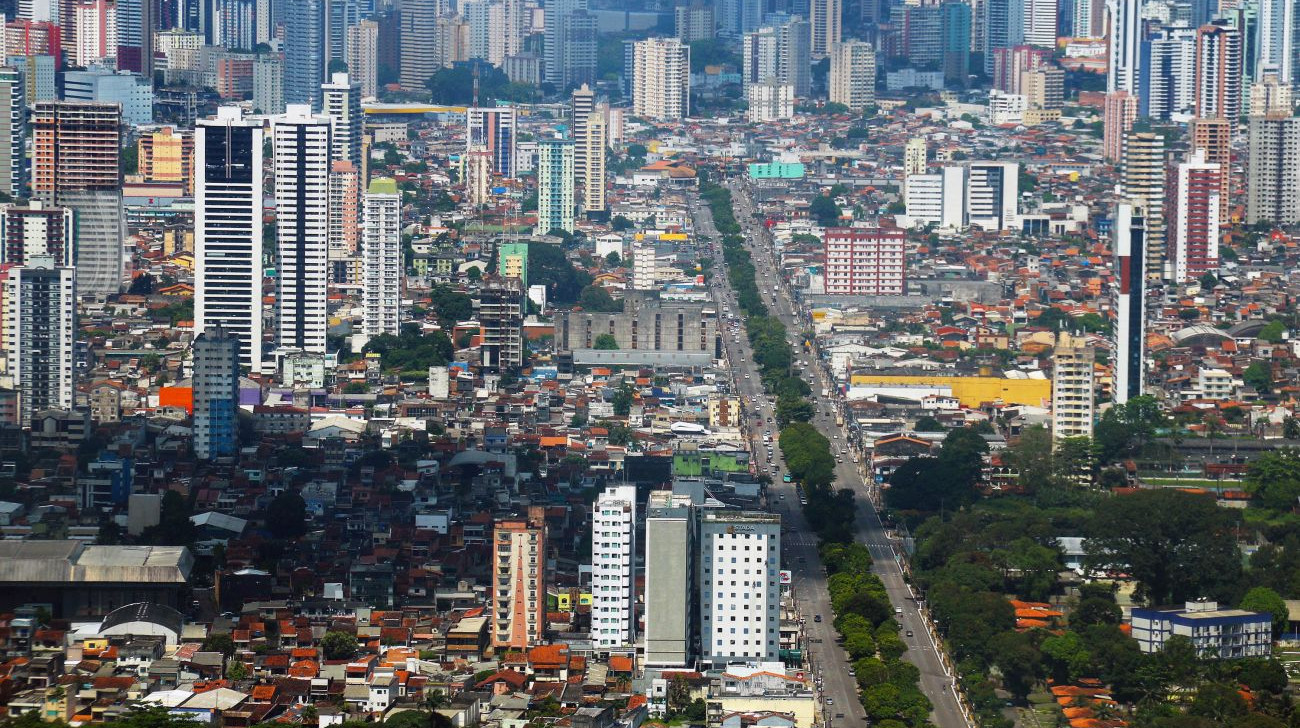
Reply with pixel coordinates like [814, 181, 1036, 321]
[0, 541, 193, 584]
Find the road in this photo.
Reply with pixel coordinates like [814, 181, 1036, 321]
[697, 181, 970, 728]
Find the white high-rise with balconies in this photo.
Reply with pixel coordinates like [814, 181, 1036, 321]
[321, 72, 362, 168]
[362, 178, 401, 338]
[5, 255, 74, 422]
[591, 485, 637, 651]
[1051, 331, 1095, 440]
[829, 41, 876, 111]
[273, 104, 331, 355]
[631, 37, 690, 120]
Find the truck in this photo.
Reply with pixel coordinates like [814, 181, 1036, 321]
[835, 413, 844, 427]
[820, 387, 829, 398]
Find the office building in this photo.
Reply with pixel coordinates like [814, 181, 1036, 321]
[675, 2, 715, 42]
[1122, 132, 1167, 278]
[903, 165, 965, 228]
[810, 0, 840, 59]
[536, 137, 575, 235]
[828, 40, 875, 111]
[466, 106, 517, 177]
[5, 256, 75, 422]
[1107, 0, 1143, 94]
[191, 326, 240, 459]
[1103, 91, 1138, 161]
[362, 178, 401, 339]
[1246, 115, 1300, 225]
[699, 510, 782, 667]
[1145, 26, 1195, 120]
[1051, 332, 1095, 440]
[823, 226, 906, 295]
[479, 276, 524, 371]
[1114, 202, 1146, 405]
[981, 0, 1017, 76]
[8, 54, 56, 104]
[32, 101, 123, 299]
[1195, 21, 1242, 120]
[1189, 117, 1231, 222]
[72, 0, 116, 67]
[746, 81, 795, 121]
[138, 127, 194, 193]
[114, 0, 155, 74]
[591, 485, 637, 651]
[345, 19, 378, 98]
[544, 0, 597, 88]
[283, 0, 324, 108]
[195, 107, 264, 373]
[327, 160, 360, 280]
[1, 201, 72, 266]
[0, 67, 24, 200]
[399, 0, 438, 91]
[631, 37, 691, 120]
[1167, 149, 1221, 283]
[645, 490, 697, 667]
[321, 72, 362, 168]
[967, 161, 1018, 230]
[273, 105, 331, 355]
[491, 516, 546, 649]
[62, 69, 153, 126]
[939, 0, 972, 84]
[1131, 601, 1271, 658]
[904, 4, 945, 70]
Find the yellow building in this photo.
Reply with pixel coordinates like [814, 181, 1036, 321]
[848, 374, 1051, 408]
[138, 127, 194, 194]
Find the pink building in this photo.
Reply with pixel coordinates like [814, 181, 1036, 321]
[823, 226, 906, 296]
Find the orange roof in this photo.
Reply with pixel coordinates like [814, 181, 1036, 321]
[609, 655, 633, 672]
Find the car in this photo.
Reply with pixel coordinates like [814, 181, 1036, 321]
[895, 607, 903, 615]
[813, 614, 822, 622]
[827, 698, 834, 706]
[906, 630, 913, 637]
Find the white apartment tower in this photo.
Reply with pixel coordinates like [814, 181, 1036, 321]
[631, 37, 691, 120]
[195, 107, 265, 373]
[0, 67, 25, 200]
[322, 72, 362, 169]
[904, 137, 927, 177]
[699, 511, 782, 667]
[362, 178, 401, 338]
[1246, 115, 1300, 225]
[591, 484, 637, 651]
[345, 20, 379, 98]
[829, 41, 876, 111]
[810, 0, 841, 59]
[1107, 0, 1143, 93]
[1051, 331, 1095, 440]
[5, 255, 75, 422]
[273, 104, 332, 355]
[581, 106, 608, 212]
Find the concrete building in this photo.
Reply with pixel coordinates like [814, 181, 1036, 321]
[345, 20, 378, 99]
[497, 242, 528, 288]
[8, 53, 55, 104]
[399, 0, 438, 91]
[741, 17, 811, 98]
[283, 0, 324, 107]
[828, 41, 875, 111]
[745, 82, 794, 122]
[1107, 0, 1143, 94]
[491, 517, 546, 649]
[467, 106, 517, 178]
[5, 255, 74, 422]
[632, 240, 656, 291]
[554, 294, 721, 356]
[138, 127, 193, 193]
[327, 160, 360, 285]
[1195, 21, 1242, 121]
[675, 2, 715, 42]
[32, 101, 123, 299]
[1246, 115, 1300, 225]
[252, 53, 283, 114]
[644, 490, 698, 667]
[810, 0, 840, 59]
[1024, 0, 1057, 47]
[72, 0, 116, 66]
[1114, 202, 1146, 404]
[192, 326, 239, 460]
[1, 200, 71, 266]
[1103, 90, 1138, 161]
[1131, 601, 1271, 658]
[904, 166, 965, 229]
[463, 148, 492, 207]
[0, 66, 23, 200]
[536, 137, 575, 235]
[362, 178, 401, 338]
[591, 484, 636, 651]
[321, 72, 362, 169]
[1167, 149, 1221, 283]
[1189, 117, 1231, 223]
[544, 0, 596, 88]
[631, 37, 690, 120]
[480, 276, 524, 371]
[195, 107, 264, 373]
[1122, 131, 1167, 279]
[273, 104, 331, 355]
[823, 226, 906, 295]
[1255, 0, 1297, 89]
[580, 105, 608, 213]
[1051, 332, 1094, 440]
[700, 510, 782, 667]
[1249, 73, 1293, 117]
[1144, 26, 1195, 120]
[63, 70, 153, 125]
[904, 137, 927, 177]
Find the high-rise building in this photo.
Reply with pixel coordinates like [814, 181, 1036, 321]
[491, 516, 546, 649]
[8, 53, 56, 104]
[675, 1, 715, 42]
[5, 255, 74, 422]
[62, 68, 153, 126]
[1024, 0, 1056, 47]
[463, 147, 492, 206]
[631, 37, 690, 120]
[904, 137, 927, 177]
[1103, 90, 1138, 161]
[1250, 72, 1294, 116]
[399, 0, 437, 91]
[1167, 149, 1221, 283]
[1145, 26, 1195, 120]
[718, 0, 761, 36]
[1114, 202, 1146, 405]
[1051, 332, 1095, 440]
[252, 53, 284, 114]
[283, 0, 325, 108]
[114, 0, 154, 74]
[1107, 0, 1143, 94]
[466, 106, 517, 177]
[571, 84, 595, 209]
[1246, 115, 1300, 224]
[746, 81, 795, 121]
[966, 161, 1018, 230]
[742, 16, 811, 98]
[631, 240, 656, 290]
[1195, 21, 1242, 120]
[325, 0, 365, 64]
[699, 510, 781, 668]
[480, 276, 524, 371]
[823, 226, 906, 295]
[544, 0, 597, 88]
[361, 178, 400, 338]
[591, 484, 636, 652]
[1122, 132, 1167, 278]
[191, 326, 240, 459]
[1073, 0, 1105, 37]
[327, 160, 360, 283]
[195, 107, 264, 373]
[939, 1, 972, 84]
[645, 490, 697, 667]
[1189, 117, 1231, 222]
[32, 101, 123, 299]
[981, 0, 1018, 76]
[993, 44, 1051, 93]
[273, 104, 331, 354]
[72, 0, 115, 67]
[211, 0, 256, 50]
[536, 137, 574, 235]
[828, 40, 875, 111]
[1254, 0, 1297, 88]
[903, 165, 969, 229]
[496, 241, 528, 287]
[4, 20, 61, 60]
[1, 201, 71, 266]
[345, 19, 378, 99]
[0, 67, 25, 200]
[321, 72, 361, 168]
[1021, 66, 1065, 109]
[138, 126, 194, 193]
[580, 108, 607, 213]
[809, 0, 841, 59]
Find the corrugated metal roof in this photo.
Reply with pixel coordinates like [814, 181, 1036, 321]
[0, 541, 192, 583]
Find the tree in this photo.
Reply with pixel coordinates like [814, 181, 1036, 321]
[1188, 682, 1248, 723]
[141, 490, 197, 545]
[914, 416, 945, 432]
[1259, 320, 1287, 343]
[1245, 449, 1300, 511]
[593, 334, 619, 350]
[226, 659, 248, 680]
[1199, 272, 1219, 289]
[611, 382, 633, 416]
[578, 285, 622, 312]
[320, 630, 358, 660]
[1094, 395, 1166, 465]
[1244, 361, 1272, 393]
[605, 251, 621, 266]
[1084, 489, 1242, 605]
[1239, 586, 1289, 638]
[989, 631, 1041, 702]
[265, 490, 308, 540]
[611, 215, 633, 231]
[809, 194, 842, 226]
[128, 274, 154, 295]
[428, 287, 474, 325]
[202, 633, 236, 657]
[528, 243, 591, 304]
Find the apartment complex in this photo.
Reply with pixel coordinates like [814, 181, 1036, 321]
[491, 517, 546, 650]
[591, 485, 637, 651]
[822, 226, 906, 296]
[1051, 332, 1095, 440]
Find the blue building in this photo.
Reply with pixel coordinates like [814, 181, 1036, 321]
[1129, 600, 1272, 658]
[62, 69, 153, 126]
[192, 327, 241, 460]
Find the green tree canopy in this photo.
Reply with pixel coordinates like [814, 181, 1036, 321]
[320, 630, 358, 660]
[1245, 449, 1300, 511]
[1239, 586, 1289, 638]
[578, 285, 622, 312]
[528, 243, 591, 304]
